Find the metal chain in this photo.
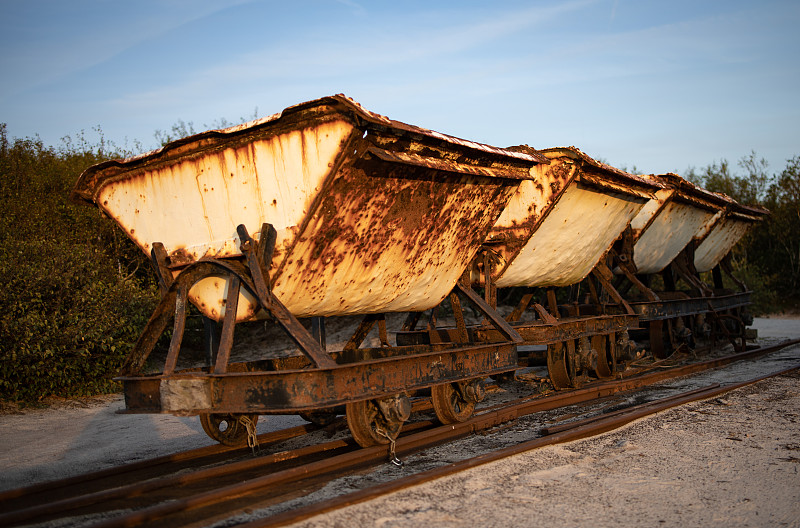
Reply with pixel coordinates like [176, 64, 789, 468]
[239, 415, 259, 454]
[375, 426, 403, 467]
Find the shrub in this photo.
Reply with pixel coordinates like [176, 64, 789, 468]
[0, 124, 157, 402]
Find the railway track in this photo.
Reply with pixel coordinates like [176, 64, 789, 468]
[1, 338, 798, 528]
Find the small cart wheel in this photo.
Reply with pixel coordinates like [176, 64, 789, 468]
[431, 382, 476, 424]
[593, 334, 618, 379]
[715, 314, 747, 353]
[346, 398, 404, 448]
[199, 413, 258, 446]
[547, 341, 578, 390]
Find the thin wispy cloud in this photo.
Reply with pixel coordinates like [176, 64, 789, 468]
[1, 0, 797, 176]
[0, 0, 253, 99]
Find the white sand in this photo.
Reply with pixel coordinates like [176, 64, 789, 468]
[287, 368, 800, 528]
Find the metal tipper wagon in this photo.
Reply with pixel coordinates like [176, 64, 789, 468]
[692, 198, 769, 285]
[71, 95, 547, 447]
[608, 173, 767, 357]
[398, 146, 663, 389]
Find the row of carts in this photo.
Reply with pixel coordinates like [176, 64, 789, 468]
[70, 95, 768, 448]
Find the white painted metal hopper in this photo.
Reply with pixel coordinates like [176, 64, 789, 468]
[485, 146, 661, 288]
[629, 173, 730, 274]
[72, 95, 545, 320]
[693, 200, 768, 273]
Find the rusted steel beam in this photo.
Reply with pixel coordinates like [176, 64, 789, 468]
[401, 312, 423, 332]
[426, 310, 444, 345]
[343, 314, 384, 351]
[712, 265, 725, 290]
[670, 246, 713, 297]
[608, 248, 660, 302]
[213, 276, 240, 374]
[591, 261, 634, 314]
[453, 282, 522, 344]
[449, 292, 470, 344]
[396, 314, 637, 347]
[163, 283, 189, 376]
[119, 343, 518, 414]
[720, 254, 748, 292]
[531, 303, 558, 324]
[586, 275, 601, 308]
[617, 292, 752, 321]
[119, 258, 336, 376]
[546, 289, 559, 318]
[149, 242, 173, 294]
[506, 291, 535, 323]
[237, 224, 336, 369]
[311, 317, 326, 348]
[377, 316, 389, 347]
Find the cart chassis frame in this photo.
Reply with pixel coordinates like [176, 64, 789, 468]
[118, 223, 522, 415]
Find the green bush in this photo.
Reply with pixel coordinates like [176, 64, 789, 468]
[0, 124, 157, 402]
[689, 153, 800, 310]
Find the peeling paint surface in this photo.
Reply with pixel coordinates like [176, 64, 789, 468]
[72, 95, 541, 321]
[496, 182, 645, 287]
[271, 169, 520, 317]
[693, 219, 753, 272]
[488, 147, 656, 288]
[691, 209, 726, 245]
[629, 188, 676, 233]
[95, 120, 349, 265]
[633, 200, 716, 274]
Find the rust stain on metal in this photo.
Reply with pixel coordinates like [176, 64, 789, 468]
[71, 94, 545, 321]
[629, 172, 733, 274]
[694, 199, 769, 272]
[486, 146, 661, 287]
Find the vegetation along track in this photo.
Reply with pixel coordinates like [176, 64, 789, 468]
[1, 338, 798, 528]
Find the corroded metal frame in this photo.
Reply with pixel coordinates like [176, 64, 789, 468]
[394, 252, 640, 382]
[606, 227, 755, 358]
[118, 223, 522, 415]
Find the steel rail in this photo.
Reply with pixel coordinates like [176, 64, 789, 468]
[0, 423, 318, 507]
[88, 340, 800, 527]
[0, 400, 437, 524]
[246, 363, 800, 528]
[2, 338, 797, 527]
[0, 439, 352, 526]
[538, 383, 723, 435]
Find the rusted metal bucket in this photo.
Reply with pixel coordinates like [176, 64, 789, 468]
[693, 199, 769, 273]
[397, 147, 662, 390]
[72, 95, 545, 322]
[484, 146, 660, 287]
[628, 173, 730, 274]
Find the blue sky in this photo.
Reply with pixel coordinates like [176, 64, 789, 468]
[1, 0, 798, 176]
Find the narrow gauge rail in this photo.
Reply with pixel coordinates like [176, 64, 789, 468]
[2, 339, 796, 528]
[259, 362, 800, 528]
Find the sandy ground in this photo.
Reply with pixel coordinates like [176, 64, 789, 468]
[285, 369, 800, 528]
[1, 317, 799, 527]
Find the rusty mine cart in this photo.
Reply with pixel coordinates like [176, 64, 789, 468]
[71, 95, 548, 447]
